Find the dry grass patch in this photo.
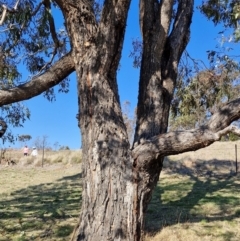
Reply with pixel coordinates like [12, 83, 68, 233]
[1, 149, 82, 167]
[1, 143, 240, 240]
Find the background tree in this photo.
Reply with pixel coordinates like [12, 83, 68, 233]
[59, 145, 70, 150]
[53, 141, 60, 151]
[199, 0, 240, 41]
[170, 65, 240, 130]
[0, 1, 240, 241]
[18, 134, 32, 145]
[33, 135, 49, 167]
[168, 0, 240, 134]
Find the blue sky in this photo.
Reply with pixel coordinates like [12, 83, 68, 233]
[5, 0, 237, 150]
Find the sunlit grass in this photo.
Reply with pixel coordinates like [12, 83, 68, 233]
[1, 142, 240, 240]
[145, 158, 240, 241]
[0, 165, 81, 241]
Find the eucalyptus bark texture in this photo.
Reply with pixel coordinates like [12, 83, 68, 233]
[57, 1, 137, 240]
[57, 0, 194, 240]
[2, 0, 240, 241]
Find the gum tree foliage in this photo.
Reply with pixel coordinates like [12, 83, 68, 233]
[199, 0, 240, 41]
[170, 57, 240, 130]
[1, 1, 240, 241]
[18, 134, 32, 143]
[130, 1, 240, 132]
[169, 0, 240, 131]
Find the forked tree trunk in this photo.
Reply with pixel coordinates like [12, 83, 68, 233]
[55, 0, 193, 240]
[2, 0, 240, 240]
[75, 70, 164, 241]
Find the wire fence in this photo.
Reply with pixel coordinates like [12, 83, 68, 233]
[166, 141, 240, 177]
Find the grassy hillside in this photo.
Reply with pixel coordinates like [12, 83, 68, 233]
[0, 142, 240, 240]
[0, 149, 82, 167]
[145, 140, 240, 241]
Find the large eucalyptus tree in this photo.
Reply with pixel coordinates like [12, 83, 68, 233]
[0, 0, 240, 240]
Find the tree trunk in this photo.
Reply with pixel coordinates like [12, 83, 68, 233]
[59, 1, 140, 240]
[60, 0, 194, 240]
[75, 65, 136, 240]
[2, 1, 240, 240]
[74, 69, 164, 241]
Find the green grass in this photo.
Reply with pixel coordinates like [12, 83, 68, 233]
[0, 166, 82, 241]
[145, 158, 240, 241]
[1, 147, 240, 241]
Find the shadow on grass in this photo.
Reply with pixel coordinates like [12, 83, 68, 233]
[145, 157, 240, 234]
[0, 172, 82, 240]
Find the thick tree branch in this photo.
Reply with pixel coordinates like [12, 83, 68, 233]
[139, 0, 157, 38]
[139, 0, 173, 44]
[133, 98, 240, 161]
[98, 0, 131, 75]
[207, 98, 240, 131]
[134, 1, 177, 143]
[0, 52, 75, 107]
[159, 0, 174, 40]
[168, 0, 194, 63]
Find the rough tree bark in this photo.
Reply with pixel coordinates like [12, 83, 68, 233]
[1, 0, 240, 241]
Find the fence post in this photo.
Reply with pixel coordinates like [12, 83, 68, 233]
[235, 144, 238, 174]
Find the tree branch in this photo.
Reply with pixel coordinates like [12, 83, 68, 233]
[159, 0, 174, 40]
[0, 0, 21, 25]
[43, 0, 60, 48]
[139, 0, 157, 38]
[168, 0, 194, 63]
[0, 119, 7, 138]
[98, 0, 131, 75]
[133, 98, 240, 160]
[0, 52, 75, 106]
[0, 5, 7, 25]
